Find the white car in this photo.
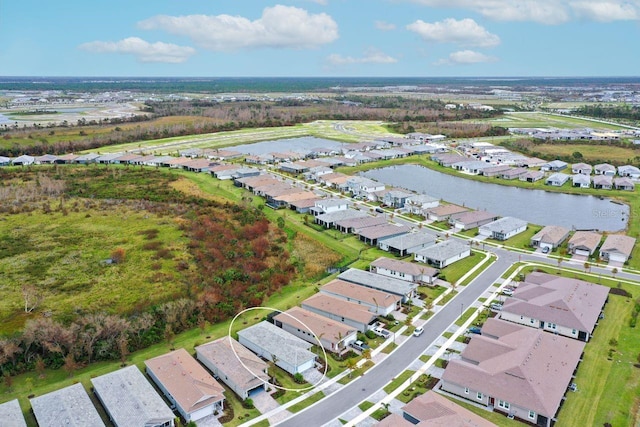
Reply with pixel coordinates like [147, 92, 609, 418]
[413, 326, 424, 337]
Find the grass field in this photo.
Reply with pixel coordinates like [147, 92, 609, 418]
[0, 203, 189, 332]
[472, 112, 630, 130]
[510, 142, 640, 164]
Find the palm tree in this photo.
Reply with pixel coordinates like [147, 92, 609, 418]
[362, 348, 372, 361]
[584, 262, 590, 273]
[612, 267, 618, 278]
[345, 357, 357, 378]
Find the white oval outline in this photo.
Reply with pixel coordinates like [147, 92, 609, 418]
[228, 306, 329, 393]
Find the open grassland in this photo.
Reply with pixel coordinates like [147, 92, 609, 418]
[90, 120, 394, 154]
[472, 112, 629, 130]
[0, 204, 189, 333]
[510, 142, 640, 164]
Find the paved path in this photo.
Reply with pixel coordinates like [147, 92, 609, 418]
[251, 389, 292, 424]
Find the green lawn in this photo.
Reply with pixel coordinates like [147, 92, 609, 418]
[288, 391, 325, 413]
[455, 308, 478, 326]
[337, 360, 375, 385]
[358, 401, 374, 411]
[497, 226, 540, 250]
[219, 384, 262, 427]
[458, 253, 495, 286]
[383, 370, 415, 394]
[439, 251, 484, 284]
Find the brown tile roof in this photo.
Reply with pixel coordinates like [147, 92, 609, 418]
[450, 210, 497, 225]
[301, 293, 378, 325]
[274, 191, 317, 203]
[321, 279, 401, 308]
[145, 348, 224, 415]
[335, 215, 387, 230]
[402, 391, 497, 426]
[425, 204, 468, 217]
[370, 257, 438, 278]
[600, 234, 636, 257]
[375, 413, 413, 427]
[274, 307, 356, 346]
[568, 231, 602, 251]
[530, 226, 570, 245]
[358, 224, 410, 240]
[502, 272, 609, 332]
[442, 318, 585, 418]
[196, 338, 268, 392]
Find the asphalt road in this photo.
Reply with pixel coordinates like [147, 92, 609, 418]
[277, 252, 517, 426]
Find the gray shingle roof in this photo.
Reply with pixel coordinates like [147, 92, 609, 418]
[91, 365, 174, 427]
[30, 383, 105, 427]
[237, 321, 315, 368]
[338, 268, 417, 297]
[378, 231, 436, 250]
[414, 239, 469, 262]
[479, 217, 527, 234]
[0, 399, 27, 427]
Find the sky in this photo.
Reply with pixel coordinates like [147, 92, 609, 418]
[1, 0, 640, 77]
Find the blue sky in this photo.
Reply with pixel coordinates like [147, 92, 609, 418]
[1, 0, 639, 77]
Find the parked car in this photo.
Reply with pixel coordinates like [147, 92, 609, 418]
[502, 288, 514, 296]
[413, 326, 424, 337]
[490, 303, 503, 311]
[542, 246, 550, 254]
[568, 382, 578, 392]
[375, 207, 384, 213]
[351, 340, 370, 351]
[467, 326, 482, 335]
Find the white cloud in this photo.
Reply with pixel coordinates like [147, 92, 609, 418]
[406, 18, 500, 47]
[405, 0, 640, 24]
[435, 50, 499, 65]
[570, 1, 639, 21]
[138, 5, 338, 51]
[326, 48, 398, 65]
[79, 37, 195, 63]
[375, 20, 397, 31]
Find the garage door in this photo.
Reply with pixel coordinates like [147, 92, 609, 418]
[574, 249, 590, 257]
[609, 253, 626, 263]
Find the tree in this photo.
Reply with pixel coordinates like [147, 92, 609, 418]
[63, 354, 78, 377]
[612, 267, 618, 278]
[362, 348, 372, 361]
[572, 151, 583, 159]
[164, 325, 175, 349]
[21, 284, 43, 313]
[35, 356, 46, 379]
[345, 357, 357, 378]
[584, 262, 590, 273]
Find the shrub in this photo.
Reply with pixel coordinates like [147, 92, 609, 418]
[110, 247, 126, 264]
[365, 330, 377, 339]
[293, 373, 305, 384]
[242, 398, 254, 409]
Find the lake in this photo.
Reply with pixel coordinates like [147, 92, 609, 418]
[362, 164, 629, 232]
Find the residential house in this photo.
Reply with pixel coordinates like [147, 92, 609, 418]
[320, 279, 401, 316]
[345, 177, 385, 198]
[405, 194, 439, 214]
[301, 293, 378, 333]
[431, 153, 465, 167]
[478, 217, 527, 241]
[519, 170, 545, 183]
[95, 153, 122, 164]
[237, 321, 316, 375]
[540, 160, 568, 172]
[500, 272, 609, 341]
[273, 190, 318, 209]
[500, 167, 527, 180]
[571, 162, 592, 174]
[317, 172, 350, 188]
[452, 160, 495, 175]
[440, 318, 585, 427]
[74, 153, 100, 164]
[572, 174, 591, 188]
[382, 189, 414, 208]
[593, 175, 613, 189]
[594, 163, 617, 176]
[310, 198, 350, 216]
[34, 154, 58, 164]
[11, 154, 35, 166]
[377, 231, 436, 256]
[545, 172, 570, 186]
[30, 383, 105, 427]
[568, 231, 602, 256]
[0, 399, 27, 427]
[425, 204, 468, 222]
[614, 177, 635, 191]
[358, 223, 410, 246]
[617, 165, 640, 179]
[288, 196, 319, 214]
[92, 365, 175, 427]
[338, 268, 418, 302]
[145, 348, 225, 423]
[530, 225, 570, 251]
[196, 337, 269, 400]
[0, 156, 12, 166]
[274, 307, 357, 353]
[315, 209, 367, 229]
[481, 165, 512, 177]
[335, 215, 386, 234]
[519, 157, 547, 168]
[599, 234, 636, 263]
[449, 210, 499, 231]
[370, 257, 438, 285]
[398, 391, 497, 427]
[414, 240, 471, 268]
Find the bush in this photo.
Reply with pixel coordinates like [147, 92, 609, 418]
[242, 398, 254, 409]
[385, 314, 395, 321]
[365, 330, 377, 339]
[357, 332, 368, 342]
[293, 373, 305, 384]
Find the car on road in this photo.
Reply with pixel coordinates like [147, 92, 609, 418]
[413, 326, 424, 337]
[375, 207, 384, 213]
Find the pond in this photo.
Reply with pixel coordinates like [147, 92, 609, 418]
[233, 136, 346, 155]
[362, 164, 629, 232]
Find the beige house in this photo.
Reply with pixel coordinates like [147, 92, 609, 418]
[301, 293, 378, 332]
[530, 225, 570, 251]
[567, 231, 602, 256]
[320, 279, 401, 316]
[599, 234, 636, 263]
[145, 348, 225, 423]
[441, 318, 585, 427]
[499, 272, 609, 341]
[369, 257, 438, 284]
[196, 337, 269, 400]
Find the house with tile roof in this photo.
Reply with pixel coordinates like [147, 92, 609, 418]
[145, 348, 225, 423]
[301, 293, 378, 332]
[196, 337, 269, 400]
[568, 231, 602, 256]
[414, 239, 471, 268]
[377, 231, 437, 256]
[399, 391, 497, 427]
[499, 272, 609, 341]
[320, 279, 401, 316]
[369, 257, 438, 285]
[530, 225, 570, 251]
[599, 234, 636, 263]
[440, 318, 585, 427]
[339, 268, 418, 302]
